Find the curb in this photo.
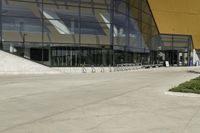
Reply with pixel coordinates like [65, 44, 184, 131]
[165, 91, 200, 98]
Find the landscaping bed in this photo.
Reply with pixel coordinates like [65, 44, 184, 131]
[170, 76, 200, 94]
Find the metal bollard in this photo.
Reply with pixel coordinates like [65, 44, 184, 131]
[82, 66, 87, 73]
[109, 65, 112, 72]
[91, 65, 96, 73]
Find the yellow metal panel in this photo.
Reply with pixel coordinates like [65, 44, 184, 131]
[148, 0, 200, 49]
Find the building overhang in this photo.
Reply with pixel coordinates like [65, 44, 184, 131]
[148, 0, 200, 49]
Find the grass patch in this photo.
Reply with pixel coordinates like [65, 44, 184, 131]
[169, 76, 200, 94]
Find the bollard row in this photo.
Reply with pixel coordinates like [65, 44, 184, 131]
[82, 63, 163, 73]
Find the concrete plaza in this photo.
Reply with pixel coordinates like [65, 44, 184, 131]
[0, 67, 200, 133]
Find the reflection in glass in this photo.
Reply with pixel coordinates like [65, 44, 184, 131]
[0, 0, 164, 67]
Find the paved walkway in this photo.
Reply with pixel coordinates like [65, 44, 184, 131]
[0, 67, 200, 133]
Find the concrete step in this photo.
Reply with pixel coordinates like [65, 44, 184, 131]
[0, 50, 59, 75]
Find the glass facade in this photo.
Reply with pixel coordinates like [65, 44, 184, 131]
[0, 0, 162, 67]
[157, 34, 193, 66]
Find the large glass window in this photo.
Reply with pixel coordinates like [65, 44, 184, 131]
[0, 0, 161, 67]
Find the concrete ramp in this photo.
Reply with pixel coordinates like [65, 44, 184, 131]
[0, 50, 59, 74]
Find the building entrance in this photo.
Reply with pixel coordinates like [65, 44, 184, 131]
[159, 34, 193, 67]
[164, 50, 189, 66]
[165, 50, 177, 66]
